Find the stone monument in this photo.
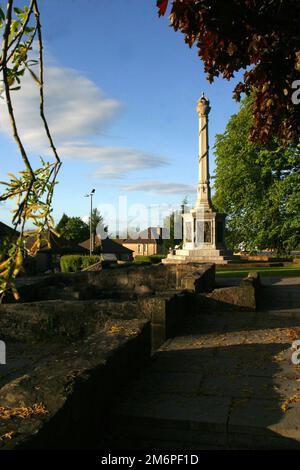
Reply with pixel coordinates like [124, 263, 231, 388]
[163, 94, 237, 264]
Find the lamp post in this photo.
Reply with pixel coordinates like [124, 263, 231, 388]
[85, 189, 95, 256]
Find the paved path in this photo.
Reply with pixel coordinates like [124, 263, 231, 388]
[108, 277, 300, 449]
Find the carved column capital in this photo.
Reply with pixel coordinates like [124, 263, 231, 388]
[197, 93, 211, 117]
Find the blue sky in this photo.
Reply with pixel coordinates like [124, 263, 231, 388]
[0, 0, 242, 230]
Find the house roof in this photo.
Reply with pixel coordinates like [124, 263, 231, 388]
[80, 237, 134, 254]
[25, 231, 88, 255]
[0, 221, 19, 240]
[139, 227, 165, 239]
[114, 227, 167, 244]
[116, 238, 161, 245]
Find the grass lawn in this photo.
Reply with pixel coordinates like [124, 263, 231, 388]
[216, 264, 300, 278]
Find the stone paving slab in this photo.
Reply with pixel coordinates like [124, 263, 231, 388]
[124, 371, 203, 396]
[228, 399, 300, 441]
[112, 422, 228, 449]
[114, 394, 231, 433]
[110, 277, 300, 449]
[198, 374, 300, 400]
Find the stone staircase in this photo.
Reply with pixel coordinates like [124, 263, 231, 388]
[163, 248, 240, 265]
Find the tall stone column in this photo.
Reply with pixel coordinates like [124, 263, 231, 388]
[162, 93, 235, 265]
[196, 94, 212, 209]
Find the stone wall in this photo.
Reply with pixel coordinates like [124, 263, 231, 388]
[179, 263, 215, 293]
[204, 285, 256, 311]
[141, 293, 192, 350]
[0, 293, 193, 352]
[0, 299, 139, 342]
[0, 319, 151, 449]
[197, 272, 262, 312]
[12, 263, 215, 303]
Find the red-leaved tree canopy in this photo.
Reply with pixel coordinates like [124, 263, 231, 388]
[157, 0, 300, 145]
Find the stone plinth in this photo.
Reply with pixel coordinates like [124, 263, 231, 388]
[163, 206, 239, 265]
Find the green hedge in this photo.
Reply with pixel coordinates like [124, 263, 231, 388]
[133, 256, 151, 265]
[149, 254, 166, 264]
[134, 255, 166, 265]
[60, 255, 101, 272]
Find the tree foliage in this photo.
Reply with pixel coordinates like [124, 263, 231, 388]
[157, 0, 300, 144]
[55, 213, 69, 233]
[56, 215, 89, 245]
[89, 208, 108, 238]
[213, 96, 300, 253]
[60, 255, 101, 273]
[163, 197, 188, 252]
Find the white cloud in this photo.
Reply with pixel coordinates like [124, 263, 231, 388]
[0, 65, 120, 150]
[122, 181, 195, 195]
[0, 56, 169, 179]
[58, 142, 168, 179]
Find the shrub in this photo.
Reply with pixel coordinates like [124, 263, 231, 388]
[149, 254, 166, 264]
[81, 256, 102, 269]
[133, 256, 151, 265]
[60, 255, 101, 272]
[92, 245, 102, 255]
[134, 255, 166, 265]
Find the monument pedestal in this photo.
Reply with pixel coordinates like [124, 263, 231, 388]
[163, 205, 238, 265]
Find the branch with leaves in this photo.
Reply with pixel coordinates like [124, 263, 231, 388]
[157, 0, 300, 145]
[0, 0, 61, 301]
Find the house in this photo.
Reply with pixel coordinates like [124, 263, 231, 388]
[0, 221, 19, 243]
[115, 227, 166, 258]
[24, 231, 88, 272]
[80, 236, 134, 261]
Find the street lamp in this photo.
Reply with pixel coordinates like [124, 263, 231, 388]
[85, 189, 95, 256]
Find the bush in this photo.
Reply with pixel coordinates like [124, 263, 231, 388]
[149, 254, 166, 264]
[133, 256, 152, 265]
[92, 245, 102, 255]
[81, 256, 102, 269]
[133, 254, 166, 265]
[60, 255, 101, 272]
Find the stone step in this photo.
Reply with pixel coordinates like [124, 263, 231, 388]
[163, 255, 239, 265]
[109, 394, 300, 450]
[109, 394, 229, 449]
[176, 249, 232, 257]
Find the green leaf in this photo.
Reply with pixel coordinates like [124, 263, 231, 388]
[24, 26, 35, 33]
[13, 7, 24, 15]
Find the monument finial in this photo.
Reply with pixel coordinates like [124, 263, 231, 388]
[197, 93, 210, 116]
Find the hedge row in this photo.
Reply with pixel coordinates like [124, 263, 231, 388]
[133, 255, 166, 265]
[60, 255, 102, 272]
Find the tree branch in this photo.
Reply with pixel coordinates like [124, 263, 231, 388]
[33, 0, 60, 164]
[1, 0, 34, 177]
